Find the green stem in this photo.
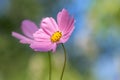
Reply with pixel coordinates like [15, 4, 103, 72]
[60, 43, 67, 80]
[48, 52, 52, 80]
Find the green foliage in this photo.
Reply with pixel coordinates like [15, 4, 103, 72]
[89, 0, 120, 33]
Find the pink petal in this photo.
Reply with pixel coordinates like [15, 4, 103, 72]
[57, 9, 75, 33]
[63, 17, 75, 34]
[52, 43, 57, 53]
[40, 17, 59, 36]
[57, 9, 75, 43]
[21, 20, 38, 38]
[12, 32, 33, 44]
[33, 29, 50, 42]
[59, 26, 74, 43]
[30, 41, 57, 52]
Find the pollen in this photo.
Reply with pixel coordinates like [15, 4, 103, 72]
[51, 31, 62, 43]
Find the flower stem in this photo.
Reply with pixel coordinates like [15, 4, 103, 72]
[48, 52, 52, 80]
[60, 43, 67, 80]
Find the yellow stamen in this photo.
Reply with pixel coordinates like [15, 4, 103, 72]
[51, 31, 62, 43]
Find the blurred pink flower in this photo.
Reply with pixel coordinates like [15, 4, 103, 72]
[12, 9, 75, 52]
[12, 20, 38, 44]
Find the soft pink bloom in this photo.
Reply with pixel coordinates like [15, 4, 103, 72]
[30, 9, 75, 52]
[12, 9, 75, 52]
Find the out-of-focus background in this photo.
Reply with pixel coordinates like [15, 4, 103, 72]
[0, 0, 120, 80]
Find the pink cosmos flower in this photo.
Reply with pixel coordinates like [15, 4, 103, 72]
[12, 9, 75, 52]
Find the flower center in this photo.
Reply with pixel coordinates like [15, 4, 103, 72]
[51, 31, 62, 43]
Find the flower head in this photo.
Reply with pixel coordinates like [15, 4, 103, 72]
[30, 9, 75, 52]
[12, 9, 75, 52]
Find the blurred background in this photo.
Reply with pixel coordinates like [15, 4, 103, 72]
[0, 0, 120, 80]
